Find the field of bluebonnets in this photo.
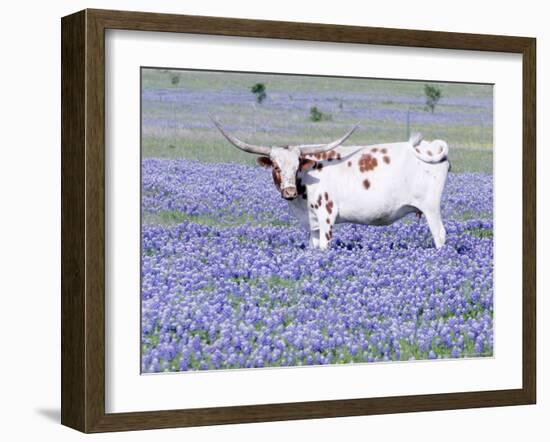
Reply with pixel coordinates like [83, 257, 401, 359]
[141, 69, 494, 373]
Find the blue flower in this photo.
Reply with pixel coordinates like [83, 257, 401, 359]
[140, 158, 494, 373]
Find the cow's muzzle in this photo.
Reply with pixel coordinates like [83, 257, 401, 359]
[282, 187, 297, 200]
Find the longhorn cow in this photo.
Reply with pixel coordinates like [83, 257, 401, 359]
[211, 118, 449, 250]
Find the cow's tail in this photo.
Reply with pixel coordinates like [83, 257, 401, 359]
[409, 133, 449, 164]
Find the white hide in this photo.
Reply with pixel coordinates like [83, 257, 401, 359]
[289, 138, 450, 250]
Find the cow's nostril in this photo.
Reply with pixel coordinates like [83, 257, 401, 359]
[282, 187, 297, 199]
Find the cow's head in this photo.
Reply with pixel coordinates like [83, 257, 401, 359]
[211, 118, 358, 200]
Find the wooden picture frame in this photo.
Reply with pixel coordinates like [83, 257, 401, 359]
[61, 8, 536, 433]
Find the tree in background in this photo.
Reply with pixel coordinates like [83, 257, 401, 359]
[424, 84, 442, 113]
[309, 106, 332, 122]
[251, 83, 267, 104]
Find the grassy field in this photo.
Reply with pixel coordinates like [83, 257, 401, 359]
[140, 68, 494, 371]
[141, 68, 493, 173]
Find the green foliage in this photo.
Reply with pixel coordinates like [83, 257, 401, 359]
[467, 227, 493, 239]
[424, 84, 442, 113]
[250, 83, 267, 103]
[170, 73, 180, 85]
[309, 106, 332, 122]
[143, 209, 292, 228]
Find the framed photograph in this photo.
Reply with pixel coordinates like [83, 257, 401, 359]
[61, 9, 536, 433]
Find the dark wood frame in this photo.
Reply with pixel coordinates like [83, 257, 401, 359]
[61, 8, 536, 433]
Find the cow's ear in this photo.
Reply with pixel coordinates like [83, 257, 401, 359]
[300, 158, 317, 171]
[256, 156, 272, 168]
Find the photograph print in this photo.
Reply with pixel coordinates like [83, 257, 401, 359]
[140, 68, 493, 373]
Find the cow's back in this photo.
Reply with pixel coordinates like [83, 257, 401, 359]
[303, 142, 448, 225]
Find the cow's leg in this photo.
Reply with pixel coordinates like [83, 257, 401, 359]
[317, 193, 337, 250]
[307, 194, 321, 249]
[309, 230, 320, 248]
[318, 225, 333, 251]
[422, 206, 446, 249]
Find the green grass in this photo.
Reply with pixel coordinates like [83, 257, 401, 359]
[142, 68, 493, 98]
[143, 209, 293, 228]
[448, 148, 493, 174]
[141, 68, 493, 173]
[142, 106, 493, 152]
[143, 210, 223, 227]
[459, 210, 493, 221]
[143, 134, 493, 173]
[467, 227, 494, 239]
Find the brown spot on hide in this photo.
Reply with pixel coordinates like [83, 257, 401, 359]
[324, 192, 329, 201]
[317, 195, 322, 206]
[347, 161, 352, 167]
[272, 167, 282, 191]
[310, 204, 314, 209]
[326, 218, 330, 224]
[337, 153, 341, 160]
[415, 148, 420, 153]
[380, 148, 387, 154]
[371, 147, 378, 153]
[325, 233, 330, 241]
[438, 146, 443, 153]
[299, 158, 316, 171]
[363, 179, 370, 189]
[358, 154, 378, 172]
[383, 156, 391, 164]
[427, 150, 433, 156]
[326, 200, 334, 214]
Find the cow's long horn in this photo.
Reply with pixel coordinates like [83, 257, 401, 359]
[296, 124, 360, 156]
[210, 117, 272, 156]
